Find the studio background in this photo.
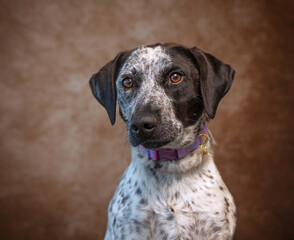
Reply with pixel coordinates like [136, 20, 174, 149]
[0, 0, 293, 239]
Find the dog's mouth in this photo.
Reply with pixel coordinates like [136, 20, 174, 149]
[127, 117, 182, 149]
[129, 134, 175, 149]
[140, 140, 171, 149]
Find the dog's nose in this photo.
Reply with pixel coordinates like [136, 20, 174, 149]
[130, 115, 158, 137]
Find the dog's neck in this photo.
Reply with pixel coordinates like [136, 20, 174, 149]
[138, 125, 209, 161]
[130, 142, 223, 216]
[131, 127, 214, 175]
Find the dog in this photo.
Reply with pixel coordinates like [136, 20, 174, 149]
[89, 43, 236, 240]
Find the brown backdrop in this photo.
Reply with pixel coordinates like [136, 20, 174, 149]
[0, 0, 293, 239]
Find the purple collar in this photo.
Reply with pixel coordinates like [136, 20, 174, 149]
[138, 125, 209, 161]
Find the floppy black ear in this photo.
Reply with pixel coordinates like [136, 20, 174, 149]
[89, 52, 128, 125]
[190, 47, 235, 119]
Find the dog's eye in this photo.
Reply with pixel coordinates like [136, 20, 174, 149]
[122, 78, 133, 88]
[170, 73, 182, 83]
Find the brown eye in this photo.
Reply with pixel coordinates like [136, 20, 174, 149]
[170, 73, 182, 83]
[122, 78, 133, 88]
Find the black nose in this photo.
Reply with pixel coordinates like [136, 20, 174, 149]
[130, 114, 158, 138]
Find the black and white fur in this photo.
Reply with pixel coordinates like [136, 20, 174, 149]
[90, 43, 236, 240]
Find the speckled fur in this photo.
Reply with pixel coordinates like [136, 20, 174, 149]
[117, 46, 184, 148]
[95, 45, 236, 240]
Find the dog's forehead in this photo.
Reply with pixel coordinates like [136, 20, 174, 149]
[122, 45, 172, 72]
[131, 45, 170, 61]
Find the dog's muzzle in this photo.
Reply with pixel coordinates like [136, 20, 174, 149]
[128, 107, 175, 148]
[130, 112, 159, 142]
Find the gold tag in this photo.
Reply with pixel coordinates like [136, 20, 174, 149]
[198, 133, 209, 157]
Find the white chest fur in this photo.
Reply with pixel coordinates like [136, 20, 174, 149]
[106, 147, 236, 240]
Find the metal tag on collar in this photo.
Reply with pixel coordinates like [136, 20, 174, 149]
[198, 133, 209, 157]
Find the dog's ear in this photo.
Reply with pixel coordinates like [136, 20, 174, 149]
[89, 52, 128, 125]
[189, 47, 235, 119]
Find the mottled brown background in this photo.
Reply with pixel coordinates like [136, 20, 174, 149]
[0, 0, 293, 239]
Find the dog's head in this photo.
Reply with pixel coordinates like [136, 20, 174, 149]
[90, 43, 234, 149]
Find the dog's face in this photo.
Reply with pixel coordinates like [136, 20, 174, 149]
[90, 43, 234, 149]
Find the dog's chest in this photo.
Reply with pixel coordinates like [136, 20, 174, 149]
[108, 159, 231, 239]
